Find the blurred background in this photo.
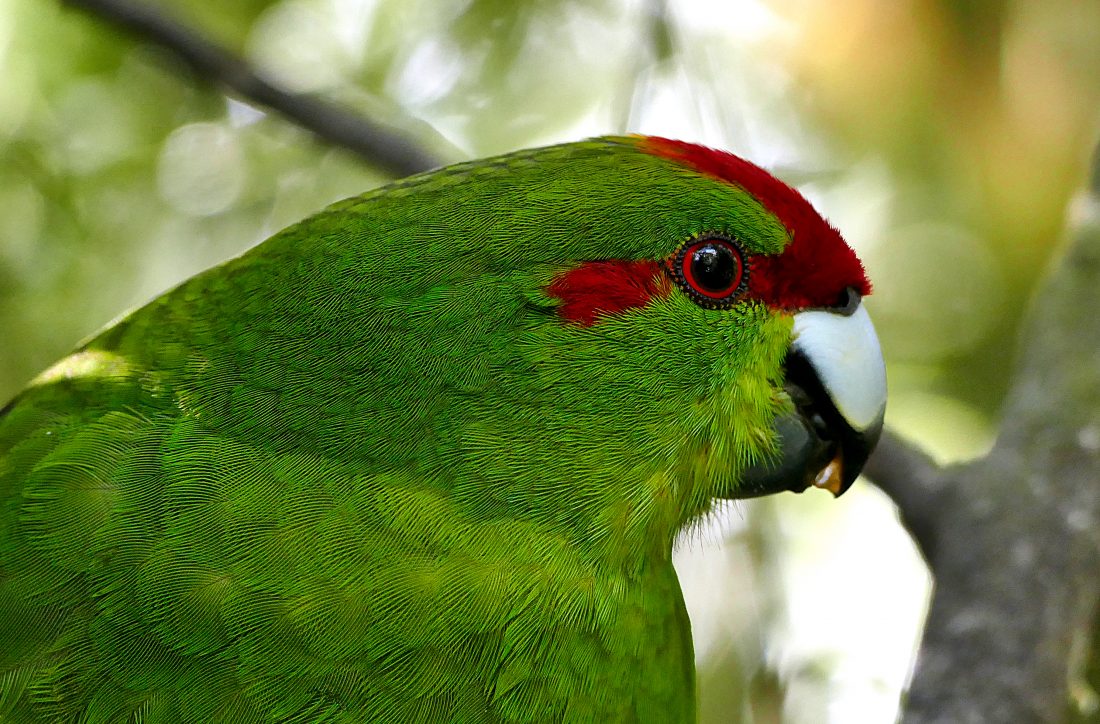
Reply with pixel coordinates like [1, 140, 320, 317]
[1, 0, 1099, 721]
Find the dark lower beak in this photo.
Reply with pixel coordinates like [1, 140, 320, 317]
[736, 297, 886, 498]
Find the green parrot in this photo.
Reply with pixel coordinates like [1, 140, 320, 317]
[0, 136, 886, 722]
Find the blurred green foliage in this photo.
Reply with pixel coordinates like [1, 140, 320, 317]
[2, 0, 1098, 721]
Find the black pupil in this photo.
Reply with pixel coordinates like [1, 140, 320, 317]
[690, 243, 737, 292]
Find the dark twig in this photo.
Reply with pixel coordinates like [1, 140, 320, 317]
[61, 0, 442, 178]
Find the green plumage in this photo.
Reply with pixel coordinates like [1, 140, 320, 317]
[0, 137, 795, 721]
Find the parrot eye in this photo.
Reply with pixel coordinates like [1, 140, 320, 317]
[670, 234, 748, 309]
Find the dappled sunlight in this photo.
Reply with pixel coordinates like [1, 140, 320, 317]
[158, 122, 246, 216]
[30, 349, 132, 386]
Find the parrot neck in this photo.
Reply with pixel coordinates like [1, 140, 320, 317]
[445, 467, 712, 574]
[577, 478, 714, 571]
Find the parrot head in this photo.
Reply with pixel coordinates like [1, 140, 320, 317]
[524, 137, 885, 504]
[544, 136, 887, 502]
[631, 140, 888, 500]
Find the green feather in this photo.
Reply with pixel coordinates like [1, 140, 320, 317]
[0, 136, 795, 721]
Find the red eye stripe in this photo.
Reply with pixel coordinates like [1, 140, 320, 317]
[546, 259, 669, 326]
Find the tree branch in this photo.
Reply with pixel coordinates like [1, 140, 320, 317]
[885, 142, 1100, 722]
[863, 430, 946, 562]
[61, 0, 442, 178]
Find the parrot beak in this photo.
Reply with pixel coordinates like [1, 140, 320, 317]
[740, 289, 886, 498]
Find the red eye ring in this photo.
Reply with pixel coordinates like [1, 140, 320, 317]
[668, 233, 748, 309]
